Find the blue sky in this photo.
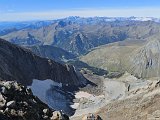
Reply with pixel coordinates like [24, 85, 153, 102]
[0, 0, 160, 21]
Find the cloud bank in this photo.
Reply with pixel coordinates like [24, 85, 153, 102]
[1, 8, 160, 21]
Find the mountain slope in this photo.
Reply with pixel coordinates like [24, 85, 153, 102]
[81, 36, 160, 78]
[92, 80, 160, 120]
[81, 40, 145, 72]
[27, 45, 76, 63]
[0, 38, 81, 86]
[128, 35, 160, 78]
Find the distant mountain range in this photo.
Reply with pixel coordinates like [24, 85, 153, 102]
[1, 17, 160, 55]
[0, 20, 55, 36]
[0, 16, 159, 32]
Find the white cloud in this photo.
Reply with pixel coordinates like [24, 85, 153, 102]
[0, 8, 160, 21]
[7, 9, 15, 12]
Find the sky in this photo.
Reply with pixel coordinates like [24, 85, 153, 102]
[0, 0, 160, 21]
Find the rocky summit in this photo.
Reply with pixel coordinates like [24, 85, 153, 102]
[0, 80, 69, 120]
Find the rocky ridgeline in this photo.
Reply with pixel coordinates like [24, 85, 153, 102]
[0, 80, 69, 120]
[0, 38, 82, 86]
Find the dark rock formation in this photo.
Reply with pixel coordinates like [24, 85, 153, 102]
[0, 80, 69, 120]
[0, 38, 82, 86]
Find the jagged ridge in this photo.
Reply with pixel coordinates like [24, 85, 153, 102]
[0, 38, 81, 86]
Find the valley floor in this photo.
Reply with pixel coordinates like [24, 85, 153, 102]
[70, 72, 160, 120]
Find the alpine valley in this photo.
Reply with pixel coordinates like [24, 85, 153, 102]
[1, 16, 160, 120]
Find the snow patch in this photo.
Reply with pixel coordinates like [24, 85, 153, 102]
[71, 103, 79, 109]
[72, 91, 105, 109]
[75, 91, 93, 99]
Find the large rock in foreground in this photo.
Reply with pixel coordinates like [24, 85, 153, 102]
[0, 80, 69, 120]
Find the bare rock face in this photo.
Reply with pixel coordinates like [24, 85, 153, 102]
[0, 80, 69, 120]
[93, 79, 160, 120]
[0, 38, 82, 86]
[147, 110, 160, 119]
[128, 38, 160, 78]
[81, 37, 160, 78]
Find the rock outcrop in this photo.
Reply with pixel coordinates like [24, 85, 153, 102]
[0, 80, 69, 120]
[128, 37, 160, 78]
